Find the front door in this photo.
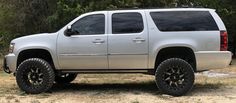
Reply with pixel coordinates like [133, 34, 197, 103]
[108, 11, 148, 69]
[57, 12, 108, 69]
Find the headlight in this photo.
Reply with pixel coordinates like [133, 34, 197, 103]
[9, 43, 15, 53]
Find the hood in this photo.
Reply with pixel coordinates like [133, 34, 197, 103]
[11, 33, 57, 44]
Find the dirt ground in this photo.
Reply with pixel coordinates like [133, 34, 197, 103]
[1, 59, 236, 103]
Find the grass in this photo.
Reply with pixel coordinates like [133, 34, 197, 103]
[0, 71, 18, 94]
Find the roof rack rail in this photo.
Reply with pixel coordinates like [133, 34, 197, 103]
[106, 5, 205, 11]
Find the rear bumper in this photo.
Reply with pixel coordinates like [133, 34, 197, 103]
[195, 51, 232, 71]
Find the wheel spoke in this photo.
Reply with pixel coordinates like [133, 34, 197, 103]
[35, 81, 39, 85]
[178, 79, 184, 85]
[29, 79, 33, 84]
[165, 77, 171, 81]
[36, 68, 39, 73]
[164, 67, 186, 88]
[177, 68, 180, 74]
[38, 78, 43, 81]
[28, 73, 31, 79]
[165, 72, 171, 76]
[169, 81, 173, 86]
[174, 82, 178, 87]
[31, 69, 35, 73]
[38, 73, 43, 77]
[171, 68, 175, 73]
[33, 81, 37, 85]
[179, 74, 185, 78]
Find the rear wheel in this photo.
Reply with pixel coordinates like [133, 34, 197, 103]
[55, 73, 77, 84]
[16, 58, 55, 94]
[155, 58, 194, 96]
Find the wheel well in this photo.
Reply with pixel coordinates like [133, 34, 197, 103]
[17, 49, 55, 69]
[155, 47, 196, 72]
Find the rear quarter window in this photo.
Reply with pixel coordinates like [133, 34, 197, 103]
[150, 11, 219, 31]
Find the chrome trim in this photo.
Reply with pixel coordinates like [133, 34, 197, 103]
[92, 39, 105, 44]
[132, 38, 146, 43]
[60, 54, 107, 56]
[108, 53, 148, 55]
[60, 53, 148, 56]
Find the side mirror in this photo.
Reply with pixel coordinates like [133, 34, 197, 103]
[64, 26, 79, 36]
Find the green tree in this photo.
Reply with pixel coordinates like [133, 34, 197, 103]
[1, 0, 236, 55]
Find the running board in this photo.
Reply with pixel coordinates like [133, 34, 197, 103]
[58, 69, 154, 74]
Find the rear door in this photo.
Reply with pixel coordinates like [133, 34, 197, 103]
[108, 10, 148, 69]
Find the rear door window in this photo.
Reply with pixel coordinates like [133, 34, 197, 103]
[112, 12, 144, 34]
[150, 11, 219, 31]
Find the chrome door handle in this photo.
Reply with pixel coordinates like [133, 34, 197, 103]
[133, 38, 145, 43]
[92, 39, 105, 44]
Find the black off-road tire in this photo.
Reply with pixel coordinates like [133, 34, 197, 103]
[55, 73, 77, 84]
[155, 58, 195, 96]
[16, 58, 55, 94]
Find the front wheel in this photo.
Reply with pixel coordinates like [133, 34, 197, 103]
[155, 58, 195, 96]
[16, 58, 55, 94]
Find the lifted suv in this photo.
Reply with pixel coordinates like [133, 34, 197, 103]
[3, 8, 232, 96]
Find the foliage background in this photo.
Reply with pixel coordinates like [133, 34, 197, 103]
[0, 0, 236, 56]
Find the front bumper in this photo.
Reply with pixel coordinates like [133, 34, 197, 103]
[3, 57, 11, 74]
[3, 54, 17, 74]
[195, 51, 232, 71]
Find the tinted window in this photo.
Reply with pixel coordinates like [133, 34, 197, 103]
[112, 13, 144, 34]
[150, 11, 219, 31]
[72, 14, 105, 35]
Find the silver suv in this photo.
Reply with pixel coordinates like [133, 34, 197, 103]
[3, 8, 232, 96]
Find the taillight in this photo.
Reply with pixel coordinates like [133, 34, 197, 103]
[220, 31, 228, 51]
